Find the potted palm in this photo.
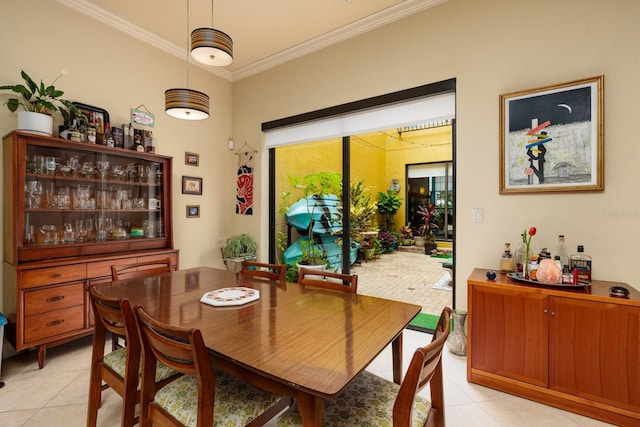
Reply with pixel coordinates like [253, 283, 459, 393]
[220, 234, 257, 272]
[1, 69, 76, 136]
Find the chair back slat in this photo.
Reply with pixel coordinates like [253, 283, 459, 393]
[297, 268, 358, 293]
[393, 306, 451, 427]
[241, 260, 286, 283]
[111, 258, 173, 281]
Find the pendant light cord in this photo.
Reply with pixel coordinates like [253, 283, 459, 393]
[186, 0, 190, 89]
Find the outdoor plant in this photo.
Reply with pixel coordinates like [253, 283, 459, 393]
[288, 171, 343, 265]
[377, 231, 397, 253]
[0, 69, 77, 122]
[349, 180, 378, 243]
[417, 203, 439, 242]
[376, 189, 401, 231]
[399, 225, 413, 240]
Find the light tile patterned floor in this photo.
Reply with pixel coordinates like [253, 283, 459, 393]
[352, 250, 453, 316]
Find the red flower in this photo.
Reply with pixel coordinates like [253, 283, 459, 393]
[528, 227, 537, 236]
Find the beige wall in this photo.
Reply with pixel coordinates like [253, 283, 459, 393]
[2, 0, 639, 313]
[233, 0, 640, 309]
[0, 0, 236, 311]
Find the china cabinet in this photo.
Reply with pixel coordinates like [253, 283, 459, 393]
[3, 131, 178, 368]
[467, 268, 640, 426]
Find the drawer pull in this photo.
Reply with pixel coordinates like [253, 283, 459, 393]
[47, 319, 64, 327]
[47, 296, 64, 302]
[52, 273, 62, 278]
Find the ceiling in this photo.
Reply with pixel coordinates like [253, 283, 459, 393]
[58, 0, 446, 81]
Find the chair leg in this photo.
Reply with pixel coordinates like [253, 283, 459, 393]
[87, 366, 102, 427]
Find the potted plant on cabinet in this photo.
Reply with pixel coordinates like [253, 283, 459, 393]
[1, 70, 77, 136]
[220, 234, 257, 273]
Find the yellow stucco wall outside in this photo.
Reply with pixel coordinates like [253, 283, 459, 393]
[275, 125, 452, 232]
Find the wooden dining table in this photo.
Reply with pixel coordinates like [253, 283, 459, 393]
[92, 266, 421, 426]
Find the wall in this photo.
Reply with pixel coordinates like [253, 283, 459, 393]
[233, 0, 640, 309]
[0, 0, 235, 311]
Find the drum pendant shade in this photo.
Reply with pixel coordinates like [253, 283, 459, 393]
[191, 28, 233, 66]
[165, 88, 209, 120]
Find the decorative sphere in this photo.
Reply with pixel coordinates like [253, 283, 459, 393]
[486, 270, 497, 280]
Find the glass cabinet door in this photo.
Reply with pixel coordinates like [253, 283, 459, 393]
[19, 139, 170, 261]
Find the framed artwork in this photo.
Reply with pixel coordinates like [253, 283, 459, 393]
[185, 152, 199, 166]
[499, 75, 604, 194]
[182, 176, 203, 195]
[186, 205, 200, 218]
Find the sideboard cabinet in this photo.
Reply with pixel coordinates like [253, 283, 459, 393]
[467, 268, 640, 426]
[3, 131, 178, 368]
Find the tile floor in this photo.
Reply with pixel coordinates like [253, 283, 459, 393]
[0, 252, 615, 426]
[0, 331, 614, 426]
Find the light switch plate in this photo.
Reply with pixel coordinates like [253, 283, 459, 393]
[473, 208, 483, 223]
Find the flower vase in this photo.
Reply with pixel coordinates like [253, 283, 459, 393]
[447, 309, 467, 356]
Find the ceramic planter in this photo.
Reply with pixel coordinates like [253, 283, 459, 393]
[17, 111, 53, 136]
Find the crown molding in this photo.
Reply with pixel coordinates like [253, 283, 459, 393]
[57, 0, 445, 83]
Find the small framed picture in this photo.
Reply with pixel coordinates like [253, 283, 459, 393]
[182, 176, 203, 195]
[185, 152, 199, 166]
[186, 205, 200, 218]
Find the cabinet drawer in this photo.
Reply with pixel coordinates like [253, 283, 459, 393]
[87, 257, 134, 279]
[25, 305, 85, 343]
[22, 265, 86, 289]
[24, 283, 85, 316]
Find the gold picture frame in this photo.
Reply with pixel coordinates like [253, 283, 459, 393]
[499, 75, 604, 194]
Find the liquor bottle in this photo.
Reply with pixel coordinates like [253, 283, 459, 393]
[570, 245, 592, 282]
[104, 124, 115, 147]
[144, 131, 155, 153]
[557, 235, 569, 269]
[500, 243, 515, 273]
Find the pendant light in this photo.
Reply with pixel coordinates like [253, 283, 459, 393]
[165, 0, 210, 120]
[190, 0, 233, 66]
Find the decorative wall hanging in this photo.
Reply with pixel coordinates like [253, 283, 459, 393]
[182, 176, 203, 195]
[499, 75, 604, 194]
[235, 142, 257, 215]
[185, 152, 199, 166]
[186, 205, 200, 218]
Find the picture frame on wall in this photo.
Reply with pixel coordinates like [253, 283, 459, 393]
[499, 75, 604, 194]
[186, 205, 200, 218]
[182, 176, 203, 195]
[185, 152, 199, 166]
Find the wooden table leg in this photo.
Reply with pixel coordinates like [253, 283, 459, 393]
[37, 344, 46, 369]
[296, 393, 324, 427]
[392, 332, 403, 384]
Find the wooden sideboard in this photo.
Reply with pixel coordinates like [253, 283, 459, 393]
[467, 268, 640, 427]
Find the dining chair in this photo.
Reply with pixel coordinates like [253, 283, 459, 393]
[241, 260, 286, 283]
[276, 306, 452, 427]
[111, 257, 174, 281]
[297, 267, 358, 293]
[109, 257, 174, 350]
[87, 286, 179, 427]
[135, 305, 292, 427]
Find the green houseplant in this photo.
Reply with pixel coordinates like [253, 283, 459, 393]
[1, 70, 77, 135]
[220, 234, 257, 272]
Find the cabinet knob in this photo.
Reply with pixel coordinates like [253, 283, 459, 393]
[551, 311, 556, 316]
[47, 296, 64, 302]
[543, 309, 548, 314]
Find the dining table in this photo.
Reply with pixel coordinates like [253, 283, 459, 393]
[92, 266, 422, 426]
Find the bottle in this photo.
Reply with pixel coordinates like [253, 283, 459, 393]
[104, 124, 115, 147]
[557, 235, 569, 269]
[570, 245, 592, 283]
[515, 233, 526, 275]
[529, 254, 538, 280]
[144, 131, 155, 153]
[500, 243, 515, 273]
